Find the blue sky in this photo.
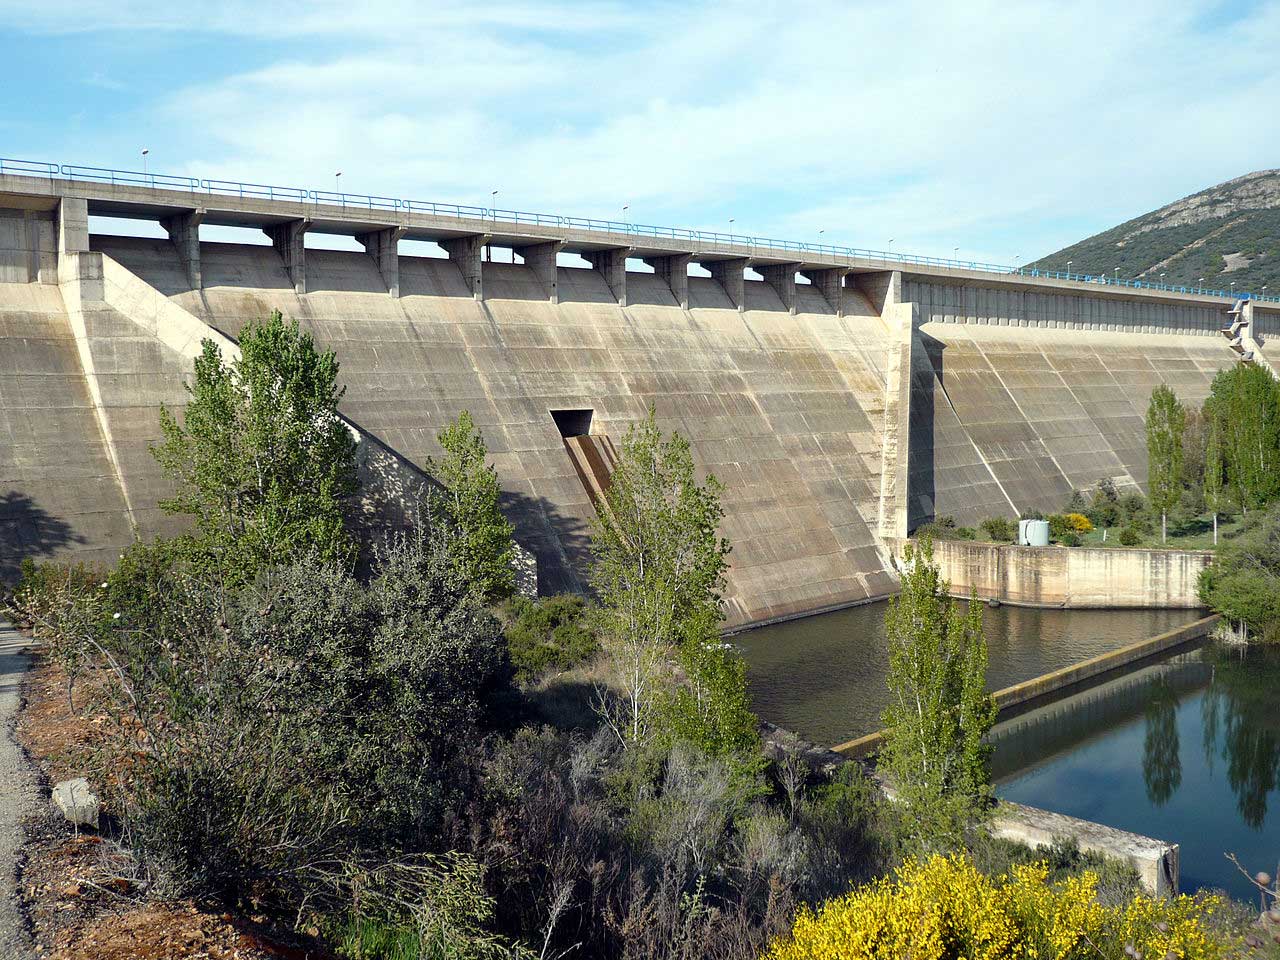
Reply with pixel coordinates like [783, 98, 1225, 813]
[2, 0, 1278, 265]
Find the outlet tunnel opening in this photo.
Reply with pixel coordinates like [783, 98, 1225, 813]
[550, 408, 594, 438]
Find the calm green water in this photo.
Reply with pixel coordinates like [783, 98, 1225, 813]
[993, 643, 1280, 900]
[735, 601, 1198, 746]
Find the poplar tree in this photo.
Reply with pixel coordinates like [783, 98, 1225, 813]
[1210, 365, 1280, 514]
[426, 410, 516, 603]
[153, 311, 358, 583]
[880, 537, 996, 851]
[1146, 385, 1185, 543]
[589, 407, 753, 757]
[1203, 406, 1225, 545]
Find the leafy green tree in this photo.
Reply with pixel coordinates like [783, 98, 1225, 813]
[1208, 364, 1280, 514]
[1145, 384, 1185, 543]
[426, 410, 516, 603]
[1199, 505, 1280, 642]
[880, 537, 996, 851]
[1203, 406, 1225, 545]
[589, 407, 747, 755]
[152, 311, 357, 583]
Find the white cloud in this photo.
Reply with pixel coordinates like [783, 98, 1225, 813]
[8, 0, 1280, 261]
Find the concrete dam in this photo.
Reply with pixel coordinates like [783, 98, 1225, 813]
[2, 168, 1277, 628]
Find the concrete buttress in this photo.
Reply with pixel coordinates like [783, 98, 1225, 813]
[440, 234, 487, 300]
[707, 258, 749, 311]
[263, 219, 310, 294]
[160, 210, 204, 290]
[758, 263, 800, 314]
[804, 267, 850, 316]
[644, 254, 691, 309]
[586, 247, 630, 306]
[516, 240, 565, 303]
[359, 226, 406, 298]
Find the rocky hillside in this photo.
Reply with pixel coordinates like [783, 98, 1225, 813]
[1030, 170, 1280, 294]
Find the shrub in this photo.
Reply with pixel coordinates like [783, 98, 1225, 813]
[1047, 514, 1071, 542]
[979, 517, 1017, 542]
[62, 521, 514, 913]
[1119, 525, 1143, 546]
[1086, 478, 1120, 527]
[954, 526, 977, 541]
[5, 557, 101, 630]
[1018, 509, 1045, 521]
[500, 594, 599, 681]
[1059, 531, 1082, 547]
[1120, 492, 1147, 521]
[1063, 512, 1094, 534]
[1198, 505, 1280, 641]
[765, 852, 1234, 960]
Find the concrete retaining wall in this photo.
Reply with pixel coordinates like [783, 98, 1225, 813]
[894, 538, 1212, 608]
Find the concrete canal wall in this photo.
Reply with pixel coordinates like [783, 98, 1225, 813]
[892, 538, 1213, 608]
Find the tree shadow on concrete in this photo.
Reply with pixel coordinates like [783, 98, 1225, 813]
[907, 330, 943, 531]
[499, 489, 594, 598]
[0, 490, 87, 587]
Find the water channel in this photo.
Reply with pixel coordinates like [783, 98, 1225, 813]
[737, 602, 1279, 899]
[736, 601, 1198, 746]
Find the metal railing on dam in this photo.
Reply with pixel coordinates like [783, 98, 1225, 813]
[3, 155, 1276, 304]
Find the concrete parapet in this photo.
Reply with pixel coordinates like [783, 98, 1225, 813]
[516, 240, 565, 303]
[263, 218, 309, 294]
[440, 234, 487, 300]
[359, 226, 405, 298]
[757, 263, 799, 314]
[585, 247, 630, 306]
[706, 257, 748, 311]
[644, 253, 691, 309]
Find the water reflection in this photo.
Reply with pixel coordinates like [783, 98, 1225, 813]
[1142, 680, 1181, 806]
[1201, 647, 1280, 829]
[737, 602, 1198, 746]
[997, 643, 1280, 898]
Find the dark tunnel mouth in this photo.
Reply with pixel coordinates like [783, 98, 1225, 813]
[550, 408, 594, 439]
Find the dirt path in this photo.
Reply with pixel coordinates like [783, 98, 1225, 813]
[0, 622, 34, 958]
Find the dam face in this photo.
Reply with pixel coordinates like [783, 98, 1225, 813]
[1, 174, 1274, 628]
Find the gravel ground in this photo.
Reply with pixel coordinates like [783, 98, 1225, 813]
[0, 623, 35, 958]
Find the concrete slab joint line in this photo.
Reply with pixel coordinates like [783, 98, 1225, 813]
[758, 262, 800, 314]
[160, 208, 205, 290]
[705, 257, 749, 311]
[440, 234, 488, 300]
[359, 226, 407, 298]
[585, 247, 631, 306]
[263, 218, 310, 294]
[515, 239, 565, 304]
[643, 253, 691, 309]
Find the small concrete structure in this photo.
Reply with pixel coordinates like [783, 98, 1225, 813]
[992, 800, 1179, 896]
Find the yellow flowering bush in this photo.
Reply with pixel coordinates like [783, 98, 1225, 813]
[765, 853, 1232, 960]
[1063, 513, 1095, 534]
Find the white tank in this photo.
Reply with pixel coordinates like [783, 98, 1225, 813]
[1018, 519, 1050, 547]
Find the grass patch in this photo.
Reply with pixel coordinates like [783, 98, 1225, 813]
[1079, 513, 1248, 550]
